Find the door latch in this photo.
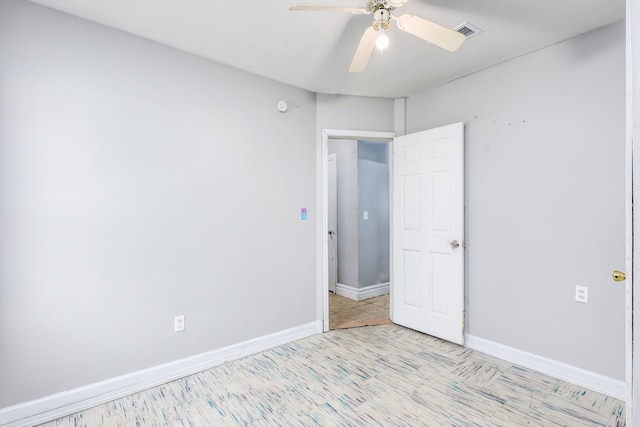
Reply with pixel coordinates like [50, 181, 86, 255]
[613, 270, 626, 282]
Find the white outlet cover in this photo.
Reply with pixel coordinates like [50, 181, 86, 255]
[575, 286, 589, 304]
[174, 315, 186, 332]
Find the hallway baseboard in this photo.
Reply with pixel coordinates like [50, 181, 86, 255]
[335, 282, 390, 301]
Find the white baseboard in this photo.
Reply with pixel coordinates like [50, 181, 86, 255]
[466, 334, 625, 400]
[0, 322, 319, 427]
[359, 282, 390, 300]
[335, 282, 390, 301]
[335, 282, 359, 300]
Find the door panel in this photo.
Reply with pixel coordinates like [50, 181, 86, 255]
[402, 175, 420, 230]
[392, 122, 465, 345]
[402, 249, 420, 307]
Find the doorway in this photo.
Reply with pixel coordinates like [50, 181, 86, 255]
[320, 129, 395, 332]
[327, 138, 392, 329]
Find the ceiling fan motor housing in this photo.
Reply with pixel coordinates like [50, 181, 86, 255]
[373, 8, 390, 30]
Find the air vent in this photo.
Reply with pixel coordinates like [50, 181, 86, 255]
[454, 22, 483, 39]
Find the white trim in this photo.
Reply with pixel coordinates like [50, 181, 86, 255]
[335, 282, 359, 300]
[0, 322, 319, 427]
[335, 282, 390, 301]
[327, 152, 338, 294]
[319, 129, 396, 332]
[466, 334, 626, 400]
[358, 282, 390, 300]
[625, 0, 637, 424]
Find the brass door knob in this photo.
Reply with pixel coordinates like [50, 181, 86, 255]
[613, 270, 626, 282]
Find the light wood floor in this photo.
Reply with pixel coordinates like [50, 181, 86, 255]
[329, 292, 392, 330]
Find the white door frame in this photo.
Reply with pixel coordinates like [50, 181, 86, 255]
[327, 153, 338, 294]
[319, 129, 395, 332]
[627, 0, 638, 423]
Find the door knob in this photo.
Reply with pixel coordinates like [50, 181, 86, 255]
[450, 240, 460, 248]
[613, 270, 626, 282]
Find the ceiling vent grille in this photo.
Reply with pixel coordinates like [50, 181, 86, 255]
[454, 22, 482, 39]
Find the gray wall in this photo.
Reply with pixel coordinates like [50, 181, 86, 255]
[0, 0, 316, 408]
[357, 141, 390, 287]
[327, 139, 359, 286]
[316, 95, 395, 133]
[406, 22, 626, 380]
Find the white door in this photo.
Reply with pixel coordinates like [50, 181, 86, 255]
[392, 122, 465, 345]
[328, 154, 338, 293]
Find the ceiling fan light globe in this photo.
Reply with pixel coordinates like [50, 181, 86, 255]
[376, 33, 389, 50]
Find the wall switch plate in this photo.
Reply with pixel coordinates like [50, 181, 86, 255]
[575, 286, 589, 304]
[363, 211, 369, 220]
[174, 315, 185, 332]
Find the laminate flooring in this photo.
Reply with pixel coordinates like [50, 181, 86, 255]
[39, 325, 625, 426]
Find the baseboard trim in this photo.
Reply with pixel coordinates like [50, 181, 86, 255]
[466, 334, 625, 400]
[335, 282, 390, 301]
[335, 282, 358, 300]
[0, 322, 319, 427]
[358, 282, 390, 300]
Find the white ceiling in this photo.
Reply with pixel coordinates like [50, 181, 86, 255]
[28, 0, 625, 98]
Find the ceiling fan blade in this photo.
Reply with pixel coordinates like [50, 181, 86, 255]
[386, 0, 409, 7]
[289, 6, 369, 14]
[349, 27, 377, 73]
[396, 14, 465, 52]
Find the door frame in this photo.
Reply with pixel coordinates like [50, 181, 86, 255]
[327, 153, 337, 294]
[627, 0, 638, 422]
[319, 129, 395, 332]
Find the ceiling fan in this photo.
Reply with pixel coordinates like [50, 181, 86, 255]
[290, 0, 466, 73]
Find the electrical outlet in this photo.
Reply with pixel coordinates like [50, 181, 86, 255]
[174, 315, 185, 332]
[575, 286, 589, 304]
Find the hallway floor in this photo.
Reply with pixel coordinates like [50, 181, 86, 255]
[329, 292, 391, 330]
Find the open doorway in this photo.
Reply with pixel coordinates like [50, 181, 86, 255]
[321, 130, 395, 331]
[320, 125, 465, 339]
